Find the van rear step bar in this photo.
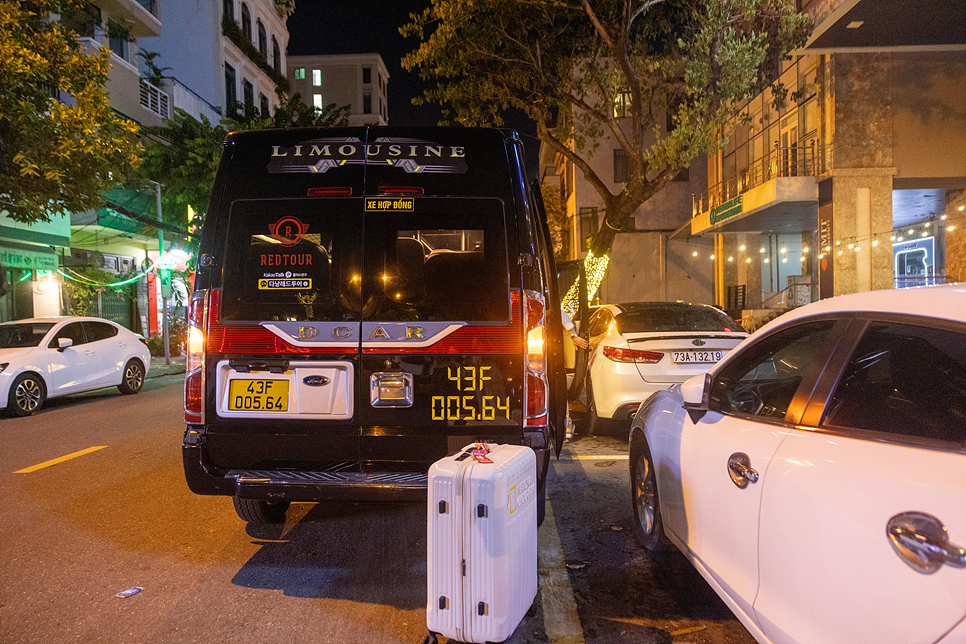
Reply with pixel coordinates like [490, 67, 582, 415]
[229, 468, 428, 502]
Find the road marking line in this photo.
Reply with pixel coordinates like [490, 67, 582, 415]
[14, 446, 108, 473]
[539, 501, 585, 644]
[566, 454, 629, 460]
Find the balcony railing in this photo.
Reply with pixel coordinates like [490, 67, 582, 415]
[693, 141, 832, 216]
[139, 79, 170, 120]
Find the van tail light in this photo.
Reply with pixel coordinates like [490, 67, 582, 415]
[185, 289, 208, 423]
[603, 345, 664, 364]
[523, 290, 548, 426]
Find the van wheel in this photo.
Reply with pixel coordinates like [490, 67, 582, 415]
[630, 434, 669, 553]
[536, 474, 546, 527]
[118, 359, 145, 394]
[232, 497, 290, 524]
[8, 373, 46, 417]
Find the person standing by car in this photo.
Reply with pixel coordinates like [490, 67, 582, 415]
[561, 309, 588, 441]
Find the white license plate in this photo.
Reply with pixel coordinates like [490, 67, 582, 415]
[228, 379, 289, 411]
[671, 350, 723, 364]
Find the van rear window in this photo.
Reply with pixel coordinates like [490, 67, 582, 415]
[219, 198, 509, 324]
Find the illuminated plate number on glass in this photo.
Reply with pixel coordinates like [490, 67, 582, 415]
[430, 366, 511, 421]
[228, 379, 289, 411]
[671, 350, 723, 364]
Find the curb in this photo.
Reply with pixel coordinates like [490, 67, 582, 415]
[147, 356, 187, 378]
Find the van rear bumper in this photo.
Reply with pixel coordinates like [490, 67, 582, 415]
[183, 442, 550, 503]
[231, 468, 428, 502]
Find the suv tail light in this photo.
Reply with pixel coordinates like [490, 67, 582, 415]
[185, 289, 208, 423]
[523, 290, 548, 426]
[603, 345, 664, 364]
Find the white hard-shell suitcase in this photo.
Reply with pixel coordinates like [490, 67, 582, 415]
[426, 442, 538, 643]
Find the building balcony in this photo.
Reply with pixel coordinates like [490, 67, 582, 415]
[694, 142, 831, 217]
[139, 80, 170, 120]
[98, 0, 161, 37]
[688, 143, 830, 237]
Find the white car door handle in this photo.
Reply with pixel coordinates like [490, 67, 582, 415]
[887, 512, 966, 574]
[727, 452, 759, 488]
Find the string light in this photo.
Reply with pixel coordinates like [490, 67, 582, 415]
[58, 257, 161, 288]
[831, 212, 966, 248]
[562, 250, 610, 314]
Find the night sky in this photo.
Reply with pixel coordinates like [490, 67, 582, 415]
[286, 0, 439, 126]
[286, 0, 541, 175]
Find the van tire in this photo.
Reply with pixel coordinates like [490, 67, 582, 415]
[536, 474, 546, 527]
[232, 497, 290, 524]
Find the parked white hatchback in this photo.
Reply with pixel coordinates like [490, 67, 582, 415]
[580, 301, 747, 433]
[629, 284, 966, 644]
[0, 317, 151, 417]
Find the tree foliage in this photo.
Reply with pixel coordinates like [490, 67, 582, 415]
[402, 0, 811, 258]
[0, 0, 141, 224]
[139, 88, 351, 236]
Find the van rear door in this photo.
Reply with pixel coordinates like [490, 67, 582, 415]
[206, 197, 366, 466]
[358, 196, 523, 468]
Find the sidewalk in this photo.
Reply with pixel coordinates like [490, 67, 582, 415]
[148, 354, 187, 378]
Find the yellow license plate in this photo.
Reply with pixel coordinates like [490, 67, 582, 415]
[228, 379, 289, 411]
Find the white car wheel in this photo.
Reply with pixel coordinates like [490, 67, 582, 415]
[631, 435, 668, 553]
[9, 373, 46, 417]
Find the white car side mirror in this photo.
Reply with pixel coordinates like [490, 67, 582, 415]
[57, 338, 73, 351]
[681, 373, 711, 423]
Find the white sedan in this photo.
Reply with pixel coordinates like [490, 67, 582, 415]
[629, 284, 966, 644]
[580, 302, 747, 433]
[0, 317, 151, 417]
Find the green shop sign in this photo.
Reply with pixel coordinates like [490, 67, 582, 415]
[710, 195, 743, 225]
[0, 247, 59, 271]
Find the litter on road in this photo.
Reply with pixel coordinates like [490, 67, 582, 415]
[115, 587, 143, 599]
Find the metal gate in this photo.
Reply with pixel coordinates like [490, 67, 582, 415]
[99, 287, 132, 328]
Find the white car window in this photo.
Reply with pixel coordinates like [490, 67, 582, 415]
[48, 322, 89, 349]
[822, 321, 966, 448]
[85, 321, 119, 342]
[710, 320, 837, 420]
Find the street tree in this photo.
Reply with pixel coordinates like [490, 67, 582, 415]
[402, 0, 810, 300]
[0, 0, 140, 224]
[139, 88, 351, 241]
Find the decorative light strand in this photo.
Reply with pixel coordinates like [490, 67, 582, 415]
[562, 250, 610, 315]
[57, 257, 161, 288]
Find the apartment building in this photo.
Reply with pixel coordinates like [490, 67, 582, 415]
[686, 0, 966, 318]
[141, 0, 289, 120]
[0, 0, 165, 326]
[288, 53, 390, 126]
[540, 114, 713, 306]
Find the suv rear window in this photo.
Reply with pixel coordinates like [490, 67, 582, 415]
[616, 305, 740, 334]
[219, 198, 510, 323]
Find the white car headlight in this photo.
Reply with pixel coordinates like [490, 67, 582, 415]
[0, 363, 8, 373]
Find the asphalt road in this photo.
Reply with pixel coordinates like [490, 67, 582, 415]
[0, 373, 755, 644]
